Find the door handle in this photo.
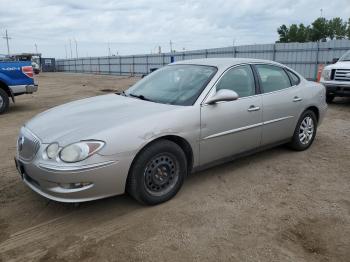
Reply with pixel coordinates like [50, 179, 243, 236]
[293, 96, 303, 102]
[248, 105, 260, 112]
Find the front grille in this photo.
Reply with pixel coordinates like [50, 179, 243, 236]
[17, 127, 41, 162]
[334, 69, 350, 82]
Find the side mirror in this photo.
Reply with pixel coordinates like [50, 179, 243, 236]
[206, 89, 239, 104]
[332, 58, 339, 64]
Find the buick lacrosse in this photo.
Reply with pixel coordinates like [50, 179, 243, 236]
[15, 58, 327, 205]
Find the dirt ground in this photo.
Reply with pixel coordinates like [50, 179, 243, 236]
[0, 73, 349, 262]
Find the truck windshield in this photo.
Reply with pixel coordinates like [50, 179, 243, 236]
[340, 50, 350, 61]
[125, 64, 217, 106]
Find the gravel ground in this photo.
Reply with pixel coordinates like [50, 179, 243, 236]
[0, 73, 349, 262]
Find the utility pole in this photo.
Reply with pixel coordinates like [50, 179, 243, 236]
[69, 39, 73, 58]
[74, 38, 78, 58]
[34, 43, 38, 54]
[108, 42, 111, 56]
[169, 40, 173, 53]
[64, 45, 68, 59]
[320, 8, 323, 18]
[2, 30, 11, 56]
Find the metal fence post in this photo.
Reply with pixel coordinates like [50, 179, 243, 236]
[205, 49, 208, 58]
[132, 55, 135, 76]
[146, 55, 149, 74]
[162, 54, 165, 66]
[315, 41, 320, 80]
[272, 44, 276, 61]
[97, 57, 100, 74]
[75, 59, 77, 73]
[119, 56, 122, 75]
[82, 58, 84, 73]
[108, 56, 111, 75]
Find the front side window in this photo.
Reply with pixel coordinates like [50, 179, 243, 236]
[216, 65, 255, 98]
[126, 65, 217, 106]
[255, 64, 291, 93]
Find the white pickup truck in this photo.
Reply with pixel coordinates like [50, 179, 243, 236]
[320, 50, 350, 103]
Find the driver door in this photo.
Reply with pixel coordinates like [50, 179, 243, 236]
[200, 65, 263, 165]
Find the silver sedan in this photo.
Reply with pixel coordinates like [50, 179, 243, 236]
[15, 58, 327, 205]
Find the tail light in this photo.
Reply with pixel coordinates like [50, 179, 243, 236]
[22, 66, 34, 78]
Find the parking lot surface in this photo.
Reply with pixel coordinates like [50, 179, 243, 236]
[0, 73, 349, 261]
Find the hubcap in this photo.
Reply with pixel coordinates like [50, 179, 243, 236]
[144, 153, 179, 196]
[299, 116, 314, 145]
[0, 95, 3, 108]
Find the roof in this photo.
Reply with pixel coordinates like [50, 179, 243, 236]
[172, 58, 282, 69]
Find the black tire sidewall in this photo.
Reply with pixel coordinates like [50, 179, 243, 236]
[291, 110, 317, 151]
[0, 89, 9, 114]
[128, 140, 187, 205]
[326, 94, 334, 103]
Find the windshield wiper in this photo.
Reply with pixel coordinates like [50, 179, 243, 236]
[128, 93, 152, 101]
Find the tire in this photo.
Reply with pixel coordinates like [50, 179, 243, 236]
[289, 110, 317, 151]
[127, 140, 187, 205]
[0, 89, 9, 114]
[326, 94, 335, 103]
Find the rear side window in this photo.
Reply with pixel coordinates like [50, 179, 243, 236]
[216, 65, 255, 98]
[255, 64, 291, 93]
[286, 70, 300, 86]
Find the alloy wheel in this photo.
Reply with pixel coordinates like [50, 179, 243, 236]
[299, 116, 314, 145]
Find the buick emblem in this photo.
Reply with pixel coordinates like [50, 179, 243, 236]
[18, 136, 25, 151]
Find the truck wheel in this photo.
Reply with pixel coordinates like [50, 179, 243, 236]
[0, 89, 9, 114]
[127, 140, 187, 205]
[326, 94, 335, 103]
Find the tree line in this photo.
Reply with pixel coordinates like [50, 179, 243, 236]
[277, 17, 350, 43]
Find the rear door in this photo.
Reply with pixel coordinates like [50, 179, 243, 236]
[254, 64, 302, 146]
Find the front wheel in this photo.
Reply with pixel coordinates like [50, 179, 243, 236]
[127, 140, 187, 205]
[289, 110, 317, 151]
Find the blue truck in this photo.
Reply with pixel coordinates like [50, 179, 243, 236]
[0, 59, 38, 114]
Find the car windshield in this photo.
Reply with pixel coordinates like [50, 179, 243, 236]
[339, 50, 350, 61]
[125, 64, 217, 106]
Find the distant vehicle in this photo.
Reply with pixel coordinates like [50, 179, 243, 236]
[32, 61, 40, 74]
[15, 58, 327, 205]
[0, 60, 38, 114]
[320, 50, 350, 103]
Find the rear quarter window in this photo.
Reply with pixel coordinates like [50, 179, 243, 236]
[286, 70, 301, 86]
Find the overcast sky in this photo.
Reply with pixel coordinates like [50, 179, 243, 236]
[0, 0, 349, 58]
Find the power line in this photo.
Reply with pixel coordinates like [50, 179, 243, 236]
[2, 30, 11, 56]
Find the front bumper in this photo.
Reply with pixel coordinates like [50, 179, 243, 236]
[15, 156, 131, 203]
[321, 82, 350, 97]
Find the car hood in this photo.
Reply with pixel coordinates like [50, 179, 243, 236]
[325, 61, 350, 70]
[25, 94, 179, 144]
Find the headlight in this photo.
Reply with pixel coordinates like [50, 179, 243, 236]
[322, 69, 331, 80]
[59, 141, 105, 163]
[46, 143, 59, 159]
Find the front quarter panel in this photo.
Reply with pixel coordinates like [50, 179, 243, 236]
[95, 104, 201, 168]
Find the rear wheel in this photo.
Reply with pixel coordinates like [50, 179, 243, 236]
[0, 89, 9, 114]
[127, 140, 187, 205]
[289, 110, 317, 151]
